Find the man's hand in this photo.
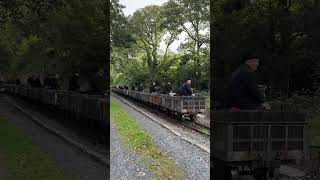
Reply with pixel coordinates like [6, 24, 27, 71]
[261, 102, 271, 110]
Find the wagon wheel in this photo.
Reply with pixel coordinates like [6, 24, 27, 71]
[189, 114, 197, 121]
[165, 108, 170, 116]
[253, 168, 268, 180]
[231, 167, 241, 180]
[177, 112, 183, 121]
[266, 168, 279, 180]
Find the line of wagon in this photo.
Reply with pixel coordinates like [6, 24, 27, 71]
[111, 88, 206, 120]
[1, 83, 109, 143]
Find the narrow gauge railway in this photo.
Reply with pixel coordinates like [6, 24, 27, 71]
[186, 121, 210, 136]
[111, 88, 208, 136]
[0, 83, 109, 144]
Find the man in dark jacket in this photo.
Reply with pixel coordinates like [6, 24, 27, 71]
[227, 56, 270, 110]
[149, 82, 156, 93]
[68, 73, 80, 91]
[27, 75, 34, 87]
[90, 68, 107, 95]
[164, 82, 172, 94]
[51, 74, 60, 90]
[43, 74, 51, 88]
[179, 79, 193, 96]
[33, 74, 42, 88]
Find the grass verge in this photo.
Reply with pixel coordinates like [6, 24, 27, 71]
[0, 117, 69, 180]
[110, 98, 184, 180]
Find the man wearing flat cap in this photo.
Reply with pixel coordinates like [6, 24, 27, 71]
[227, 55, 270, 110]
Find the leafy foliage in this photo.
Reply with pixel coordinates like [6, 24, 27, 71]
[0, 0, 109, 84]
[111, 0, 210, 92]
[213, 0, 320, 101]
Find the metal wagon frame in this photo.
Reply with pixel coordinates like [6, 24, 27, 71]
[212, 110, 308, 180]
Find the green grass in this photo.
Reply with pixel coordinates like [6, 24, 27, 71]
[0, 118, 69, 180]
[110, 98, 184, 180]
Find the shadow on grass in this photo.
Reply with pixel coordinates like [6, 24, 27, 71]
[0, 118, 70, 180]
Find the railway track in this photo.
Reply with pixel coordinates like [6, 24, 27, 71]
[113, 92, 210, 137]
[112, 93, 210, 153]
[180, 121, 210, 136]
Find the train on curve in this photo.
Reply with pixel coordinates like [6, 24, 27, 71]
[111, 87, 206, 121]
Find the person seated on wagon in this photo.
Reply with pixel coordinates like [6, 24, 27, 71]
[68, 72, 80, 91]
[178, 79, 194, 96]
[164, 81, 173, 94]
[89, 68, 107, 95]
[149, 82, 156, 93]
[27, 74, 34, 87]
[227, 54, 270, 110]
[33, 74, 43, 88]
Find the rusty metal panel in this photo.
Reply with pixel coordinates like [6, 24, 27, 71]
[31, 88, 42, 101]
[55, 91, 69, 109]
[0, 90, 7, 103]
[84, 95, 103, 120]
[151, 95, 161, 106]
[70, 94, 84, 114]
[181, 96, 205, 114]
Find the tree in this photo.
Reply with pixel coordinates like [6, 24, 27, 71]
[130, 5, 180, 78]
[111, 1, 209, 93]
[0, 0, 109, 87]
[164, 0, 210, 90]
[213, 0, 320, 100]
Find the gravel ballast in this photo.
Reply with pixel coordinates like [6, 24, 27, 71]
[110, 118, 150, 180]
[112, 97, 210, 180]
[113, 94, 210, 152]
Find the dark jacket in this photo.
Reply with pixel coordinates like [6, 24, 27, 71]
[227, 64, 264, 110]
[149, 84, 156, 93]
[43, 77, 50, 88]
[51, 77, 59, 89]
[179, 83, 192, 96]
[33, 78, 43, 88]
[27, 77, 33, 86]
[45, 76, 59, 89]
[164, 84, 172, 94]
